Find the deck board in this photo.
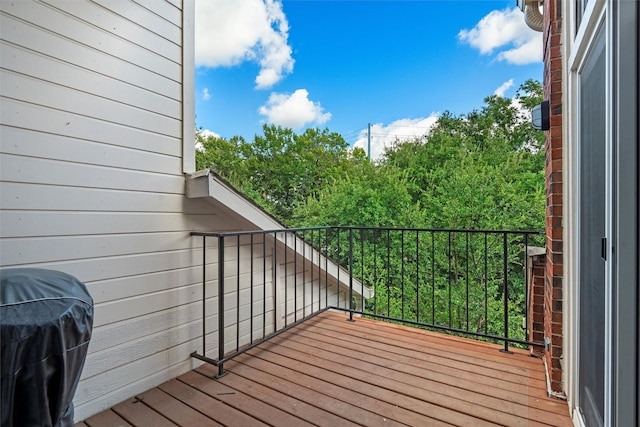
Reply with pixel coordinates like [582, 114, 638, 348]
[158, 379, 269, 427]
[79, 310, 573, 427]
[84, 406, 134, 427]
[266, 331, 563, 425]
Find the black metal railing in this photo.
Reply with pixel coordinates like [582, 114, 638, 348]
[190, 226, 544, 376]
[190, 227, 349, 377]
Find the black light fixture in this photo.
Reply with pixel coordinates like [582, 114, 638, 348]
[531, 100, 550, 130]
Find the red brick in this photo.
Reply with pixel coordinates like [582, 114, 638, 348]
[553, 287, 562, 299]
[550, 126, 563, 139]
[549, 85, 562, 99]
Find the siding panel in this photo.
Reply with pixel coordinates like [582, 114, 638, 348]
[89, 301, 201, 354]
[0, 103, 180, 156]
[133, 0, 182, 23]
[40, 0, 182, 62]
[1, 43, 181, 119]
[75, 340, 198, 407]
[1, 127, 181, 174]
[82, 320, 202, 379]
[0, 211, 215, 238]
[1, 70, 181, 137]
[0, 184, 217, 216]
[93, 0, 182, 44]
[0, 231, 213, 266]
[0, 154, 185, 194]
[0, 0, 197, 421]
[0, 17, 181, 99]
[2, 0, 181, 80]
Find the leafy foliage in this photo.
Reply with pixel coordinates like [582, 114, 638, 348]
[196, 124, 362, 220]
[196, 80, 545, 344]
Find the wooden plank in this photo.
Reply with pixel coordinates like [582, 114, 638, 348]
[269, 330, 567, 425]
[83, 409, 133, 427]
[285, 320, 549, 394]
[252, 339, 547, 427]
[307, 314, 536, 376]
[178, 370, 313, 426]
[283, 322, 536, 390]
[234, 351, 479, 426]
[318, 314, 541, 367]
[112, 396, 177, 427]
[134, 388, 222, 427]
[158, 379, 269, 427]
[314, 313, 567, 411]
[215, 370, 360, 427]
[79, 311, 572, 426]
[316, 312, 572, 421]
[74, 355, 193, 422]
[217, 360, 417, 427]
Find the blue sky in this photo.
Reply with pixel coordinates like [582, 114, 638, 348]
[194, 0, 542, 158]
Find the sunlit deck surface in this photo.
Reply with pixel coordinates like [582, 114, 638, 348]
[79, 310, 572, 427]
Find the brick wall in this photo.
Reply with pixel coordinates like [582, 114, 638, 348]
[542, 0, 564, 394]
[528, 248, 546, 359]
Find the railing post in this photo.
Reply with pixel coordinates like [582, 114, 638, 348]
[348, 227, 355, 322]
[201, 236, 206, 356]
[501, 232, 512, 354]
[524, 233, 530, 338]
[217, 235, 227, 377]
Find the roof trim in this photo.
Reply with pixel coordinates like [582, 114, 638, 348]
[185, 169, 373, 299]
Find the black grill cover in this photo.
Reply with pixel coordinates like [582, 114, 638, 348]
[1, 268, 93, 427]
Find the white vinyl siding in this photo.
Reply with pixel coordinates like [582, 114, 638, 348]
[0, 0, 197, 420]
[280, 255, 346, 326]
[0, 0, 357, 422]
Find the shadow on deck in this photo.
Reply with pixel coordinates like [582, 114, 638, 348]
[78, 310, 572, 426]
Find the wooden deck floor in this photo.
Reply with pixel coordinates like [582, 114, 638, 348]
[79, 310, 573, 426]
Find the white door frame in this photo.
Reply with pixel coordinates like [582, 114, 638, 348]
[564, 1, 613, 426]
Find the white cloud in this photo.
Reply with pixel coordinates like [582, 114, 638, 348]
[195, 0, 294, 89]
[195, 129, 221, 152]
[493, 79, 514, 97]
[200, 129, 220, 139]
[458, 7, 541, 65]
[201, 88, 211, 101]
[353, 115, 439, 160]
[258, 89, 331, 129]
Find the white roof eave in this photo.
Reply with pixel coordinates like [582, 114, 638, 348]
[185, 169, 373, 299]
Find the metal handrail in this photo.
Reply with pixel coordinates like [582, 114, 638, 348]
[190, 226, 544, 376]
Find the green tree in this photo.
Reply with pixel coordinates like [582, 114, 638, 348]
[196, 124, 361, 223]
